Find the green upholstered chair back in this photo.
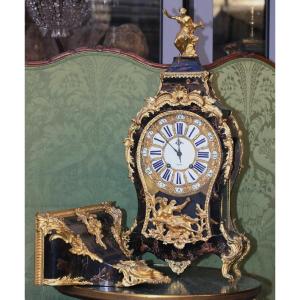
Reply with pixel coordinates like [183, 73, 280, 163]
[26, 51, 274, 300]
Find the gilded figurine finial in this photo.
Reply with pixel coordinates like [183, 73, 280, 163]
[163, 8, 204, 57]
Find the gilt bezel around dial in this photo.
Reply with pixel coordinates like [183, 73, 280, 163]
[137, 110, 222, 196]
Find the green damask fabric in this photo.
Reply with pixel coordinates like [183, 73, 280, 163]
[210, 59, 275, 300]
[25, 52, 274, 300]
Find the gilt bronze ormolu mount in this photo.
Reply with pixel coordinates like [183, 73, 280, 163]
[35, 9, 250, 288]
[35, 202, 171, 287]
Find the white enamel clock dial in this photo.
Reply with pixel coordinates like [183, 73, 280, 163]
[138, 110, 222, 196]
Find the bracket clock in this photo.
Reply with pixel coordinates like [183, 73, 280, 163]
[124, 8, 250, 280]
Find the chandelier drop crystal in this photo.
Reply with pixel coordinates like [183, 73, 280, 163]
[26, 0, 91, 38]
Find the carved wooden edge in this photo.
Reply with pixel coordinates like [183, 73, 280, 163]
[205, 52, 275, 69]
[25, 46, 169, 69]
[25, 47, 275, 69]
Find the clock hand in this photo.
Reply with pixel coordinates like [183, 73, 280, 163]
[165, 139, 179, 155]
[176, 138, 183, 163]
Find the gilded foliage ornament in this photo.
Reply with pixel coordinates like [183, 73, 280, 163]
[165, 260, 191, 275]
[220, 222, 250, 282]
[43, 275, 92, 286]
[75, 208, 107, 249]
[113, 260, 171, 287]
[36, 213, 103, 263]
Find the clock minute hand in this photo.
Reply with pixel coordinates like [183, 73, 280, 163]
[165, 139, 179, 155]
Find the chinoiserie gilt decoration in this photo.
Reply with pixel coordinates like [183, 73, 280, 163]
[35, 8, 250, 288]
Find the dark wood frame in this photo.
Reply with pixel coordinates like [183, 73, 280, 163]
[25, 46, 168, 69]
[25, 47, 275, 69]
[206, 51, 275, 69]
[265, 0, 271, 59]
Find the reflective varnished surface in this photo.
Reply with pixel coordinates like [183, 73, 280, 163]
[57, 266, 261, 300]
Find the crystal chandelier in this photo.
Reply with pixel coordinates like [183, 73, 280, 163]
[26, 0, 91, 38]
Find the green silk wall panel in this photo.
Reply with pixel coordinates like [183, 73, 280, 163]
[26, 52, 274, 300]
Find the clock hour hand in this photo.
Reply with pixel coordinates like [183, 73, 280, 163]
[176, 138, 183, 163]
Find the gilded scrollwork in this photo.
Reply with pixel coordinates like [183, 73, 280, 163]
[75, 202, 134, 258]
[200, 95, 223, 119]
[143, 196, 211, 249]
[113, 260, 171, 287]
[75, 208, 107, 249]
[35, 202, 135, 286]
[122, 219, 137, 255]
[124, 136, 136, 182]
[221, 122, 234, 182]
[165, 260, 191, 275]
[100, 203, 134, 258]
[220, 222, 250, 282]
[36, 213, 103, 263]
[78, 202, 134, 258]
[201, 71, 211, 95]
[43, 275, 93, 286]
[230, 114, 245, 175]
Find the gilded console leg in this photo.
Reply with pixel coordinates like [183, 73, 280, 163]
[220, 222, 250, 283]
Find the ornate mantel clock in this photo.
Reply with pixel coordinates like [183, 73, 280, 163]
[34, 8, 252, 289]
[125, 8, 250, 280]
